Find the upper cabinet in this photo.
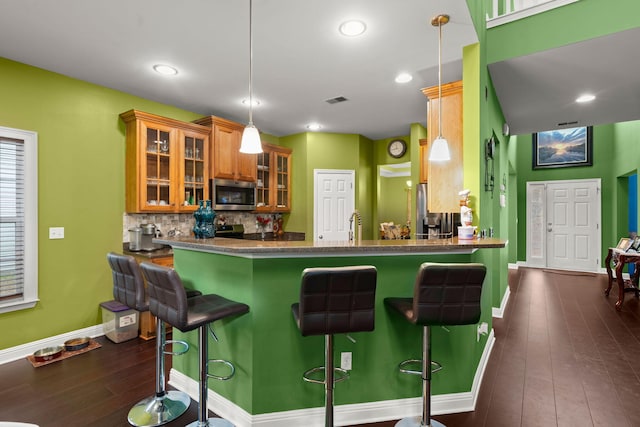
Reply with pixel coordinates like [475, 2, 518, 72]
[256, 143, 292, 212]
[421, 80, 463, 213]
[193, 116, 257, 182]
[120, 110, 210, 213]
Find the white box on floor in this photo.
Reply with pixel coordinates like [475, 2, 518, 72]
[100, 300, 138, 343]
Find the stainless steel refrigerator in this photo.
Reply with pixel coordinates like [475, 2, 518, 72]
[416, 183, 459, 239]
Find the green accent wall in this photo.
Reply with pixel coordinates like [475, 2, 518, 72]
[487, 0, 640, 64]
[0, 57, 205, 349]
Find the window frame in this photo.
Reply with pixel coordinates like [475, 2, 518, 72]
[0, 126, 38, 313]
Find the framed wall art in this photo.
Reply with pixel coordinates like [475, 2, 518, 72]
[532, 126, 593, 169]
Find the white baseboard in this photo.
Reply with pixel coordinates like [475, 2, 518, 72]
[169, 329, 496, 427]
[0, 324, 105, 365]
[508, 263, 518, 270]
[492, 286, 510, 319]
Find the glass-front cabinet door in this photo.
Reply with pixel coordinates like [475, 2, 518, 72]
[255, 143, 291, 213]
[256, 151, 271, 209]
[179, 131, 209, 212]
[275, 151, 290, 211]
[142, 122, 175, 211]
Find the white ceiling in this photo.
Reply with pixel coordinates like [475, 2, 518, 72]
[0, 0, 478, 140]
[489, 26, 640, 136]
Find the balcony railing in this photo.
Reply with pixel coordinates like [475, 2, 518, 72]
[486, 0, 579, 28]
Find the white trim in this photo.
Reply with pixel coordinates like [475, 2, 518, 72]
[0, 324, 104, 365]
[492, 286, 511, 318]
[168, 329, 496, 426]
[487, 0, 579, 28]
[508, 263, 519, 270]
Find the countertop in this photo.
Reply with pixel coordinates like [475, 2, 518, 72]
[154, 236, 507, 258]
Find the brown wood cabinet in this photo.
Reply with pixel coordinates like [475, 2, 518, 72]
[256, 143, 292, 212]
[421, 80, 463, 213]
[120, 110, 210, 213]
[193, 116, 257, 182]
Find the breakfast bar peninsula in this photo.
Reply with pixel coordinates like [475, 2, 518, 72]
[154, 236, 506, 426]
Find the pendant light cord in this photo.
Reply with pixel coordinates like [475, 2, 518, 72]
[248, 0, 254, 125]
[437, 19, 442, 139]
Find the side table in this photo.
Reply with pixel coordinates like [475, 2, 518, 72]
[605, 247, 640, 310]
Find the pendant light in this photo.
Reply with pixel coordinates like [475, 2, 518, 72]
[240, 0, 263, 154]
[428, 14, 450, 162]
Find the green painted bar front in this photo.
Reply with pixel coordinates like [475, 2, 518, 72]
[170, 247, 492, 416]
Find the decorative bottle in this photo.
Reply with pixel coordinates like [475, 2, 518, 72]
[193, 200, 205, 238]
[201, 200, 216, 238]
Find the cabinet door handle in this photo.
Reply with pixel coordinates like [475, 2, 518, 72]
[547, 222, 552, 232]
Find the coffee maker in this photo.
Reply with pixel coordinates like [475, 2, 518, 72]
[141, 223, 163, 251]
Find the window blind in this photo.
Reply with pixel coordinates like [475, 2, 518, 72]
[0, 137, 25, 300]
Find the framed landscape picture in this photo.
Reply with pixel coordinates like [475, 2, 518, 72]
[532, 126, 593, 169]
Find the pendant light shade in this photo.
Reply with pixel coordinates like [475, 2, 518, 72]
[240, 123, 262, 153]
[240, 0, 263, 154]
[428, 14, 450, 162]
[430, 136, 450, 161]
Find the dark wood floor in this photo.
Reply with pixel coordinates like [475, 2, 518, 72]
[3, 268, 640, 426]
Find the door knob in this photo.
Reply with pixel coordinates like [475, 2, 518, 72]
[319, 235, 323, 239]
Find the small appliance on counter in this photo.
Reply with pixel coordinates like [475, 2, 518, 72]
[128, 223, 164, 252]
[128, 226, 142, 251]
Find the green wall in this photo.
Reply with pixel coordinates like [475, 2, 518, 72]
[486, 0, 640, 64]
[0, 57, 204, 348]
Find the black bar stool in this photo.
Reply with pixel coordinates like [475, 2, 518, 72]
[107, 252, 195, 426]
[140, 262, 249, 427]
[291, 266, 377, 427]
[384, 262, 486, 427]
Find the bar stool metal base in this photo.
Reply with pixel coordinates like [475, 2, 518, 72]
[395, 416, 445, 427]
[127, 391, 191, 427]
[185, 417, 234, 427]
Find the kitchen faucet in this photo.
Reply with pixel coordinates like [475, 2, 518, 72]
[348, 210, 362, 243]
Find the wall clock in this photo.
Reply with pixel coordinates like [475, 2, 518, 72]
[388, 139, 407, 158]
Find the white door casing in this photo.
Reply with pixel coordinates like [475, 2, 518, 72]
[314, 169, 355, 242]
[526, 179, 601, 272]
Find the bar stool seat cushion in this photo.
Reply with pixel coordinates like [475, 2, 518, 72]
[291, 266, 377, 337]
[385, 262, 486, 327]
[142, 262, 248, 333]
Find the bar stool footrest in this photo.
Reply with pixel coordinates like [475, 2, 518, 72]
[207, 359, 236, 381]
[398, 359, 443, 376]
[303, 366, 349, 385]
[163, 339, 189, 356]
[395, 416, 446, 427]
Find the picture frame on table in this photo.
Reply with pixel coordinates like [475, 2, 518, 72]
[532, 126, 593, 169]
[616, 238, 632, 251]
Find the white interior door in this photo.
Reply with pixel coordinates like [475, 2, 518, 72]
[314, 169, 355, 242]
[526, 179, 601, 272]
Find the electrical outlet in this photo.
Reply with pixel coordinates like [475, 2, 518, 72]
[340, 352, 352, 371]
[49, 227, 65, 239]
[477, 322, 489, 342]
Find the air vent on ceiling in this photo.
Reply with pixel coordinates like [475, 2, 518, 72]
[325, 96, 348, 104]
[557, 120, 579, 126]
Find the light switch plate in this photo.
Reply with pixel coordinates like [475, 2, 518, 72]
[49, 227, 64, 239]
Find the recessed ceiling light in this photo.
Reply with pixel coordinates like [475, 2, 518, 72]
[395, 73, 413, 83]
[339, 20, 366, 37]
[242, 99, 261, 106]
[153, 64, 178, 75]
[306, 123, 321, 131]
[576, 94, 595, 103]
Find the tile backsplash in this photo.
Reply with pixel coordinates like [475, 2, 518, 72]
[122, 212, 276, 242]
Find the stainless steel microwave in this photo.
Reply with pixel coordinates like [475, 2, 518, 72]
[210, 179, 256, 211]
